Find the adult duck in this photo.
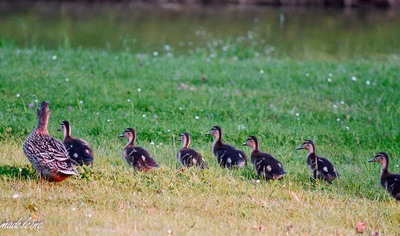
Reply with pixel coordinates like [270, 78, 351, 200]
[23, 102, 78, 182]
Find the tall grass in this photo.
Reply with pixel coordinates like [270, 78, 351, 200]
[0, 44, 399, 235]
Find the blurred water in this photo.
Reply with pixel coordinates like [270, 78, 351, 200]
[0, 2, 399, 59]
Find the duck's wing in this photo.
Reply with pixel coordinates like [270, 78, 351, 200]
[135, 147, 158, 168]
[254, 153, 286, 179]
[317, 157, 338, 181]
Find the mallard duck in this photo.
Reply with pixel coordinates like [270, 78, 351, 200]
[206, 126, 247, 168]
[369, 152, 400, 200]
[59, 120, 94, 166]
[297, 140, 338, 183]
[119, 128, 158, 172]
[177, 132, 208, 169]
[23, 102, 78, 182]
[242, 136, 286, 180]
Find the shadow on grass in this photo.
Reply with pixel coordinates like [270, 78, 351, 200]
[0, 164, 38, 180]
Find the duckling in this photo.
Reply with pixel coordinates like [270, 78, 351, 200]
[368, 152, 400, 200]
[59, 120, 94, 166]
[177, 132, 208, 169]
[23, 102, 78, 182]
[206, 126, 247, 168]
[242, 136, 286, 180]
[119, 128, 158, 172]
[297, 140, 338, 183]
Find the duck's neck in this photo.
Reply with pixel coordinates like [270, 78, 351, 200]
[182, 137, 190, 149]
[127, 135, 136, 147]
[252, 141, 259, 152]
[381, 157, 390, 176]
[36, 114, 49, 135]
[213, 132, 223, 147]
[63, 126, 71, 138]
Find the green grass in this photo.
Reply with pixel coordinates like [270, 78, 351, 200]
[0, 44, 400, 235]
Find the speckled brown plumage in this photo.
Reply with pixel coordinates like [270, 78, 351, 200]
[23, 102, 78, 182]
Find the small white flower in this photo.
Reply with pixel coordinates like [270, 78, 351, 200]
[340, 101, 345, 105]
[164, 45, 171, 51]
[337, 118, 340, 122]
[153, 51, 159, 57]
[137, 88, 141, 92]
[142, 114, 146, 118]
[167, 230, 173, 234]
[16, 93, 20, 97]
[351, 76, 357, 81]
[52, 55, 57, 60]
[256, 180, 260, 183]
[328, 73, 333, 77]
[327, 78, 332, 83]
[150, 142, 155, 145]
[167, 129, 171, 132]
[79, 100, 83, 104]
[85, 214, 92, 218]
[345, 126, 350, 130]
[238, 124, 246, 131]
[66, 78, 69, 82]
[35, 99, 38, 103]
[72, 207, 76, 211]
[396, 165, 399, 168]
[259, 70, 264, 74]
[333, 104, 338, 109]
[159, 143, 163, 145]
[295, 113, 299, 117]
[366, 80, 370, 85]
[305, 73, 309, 77]
[127, 99, 131, 102]
[96, 112, 99, 115]
[13, 194, 19, 199]
[156, 145, 160, 148]
[179, 107, 183, 110]
[107, 119, 111, 122]
[195, 116, 200, 120]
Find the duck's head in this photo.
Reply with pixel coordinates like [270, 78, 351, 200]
[119, 128, 136, 140]
[206, 126, 222, 138]
[37, 102, 50, 119]
[242, 136, 258, 150]
[296, 140, 315, 153]
[59, 120, 71, 137]
[179, 132, 189, 142]
[368, 152, 389, 166]
[179, 132, 191, 147]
